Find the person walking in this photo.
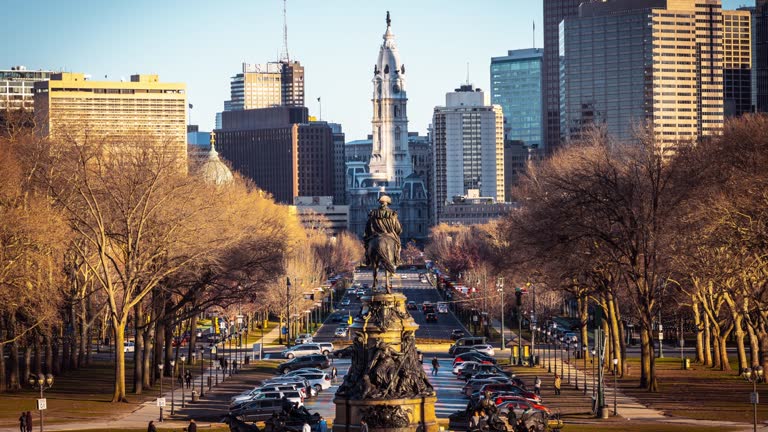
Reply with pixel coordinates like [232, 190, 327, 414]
[534, 376, 542, 396]
[25, 411, 32, 432]
[186, 419, 197, 432]
[318, 416, 328, 432]
[360, 419, 369, 432]
[18, 412, 26, 432]
[431, 356, 440, 376]
[184, 369, 192, 389]
[147, 420, 157, 432]
[553, 374, 561, 396]
[331, 366, 338, 382]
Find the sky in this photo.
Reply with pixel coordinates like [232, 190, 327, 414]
[1, 0, 752, 141]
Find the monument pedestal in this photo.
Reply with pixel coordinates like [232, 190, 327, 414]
[333, 292, 437, 432]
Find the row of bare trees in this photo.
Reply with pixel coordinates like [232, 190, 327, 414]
[427, 115, 768, 392]
[0, 119, 362, 401]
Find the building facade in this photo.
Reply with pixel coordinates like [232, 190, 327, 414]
[226, 61, 305, 111]
[216, 107, 337, 204]
[543, 0, 583, 151]
[34, 73, 187, 164]
[291, 196, 350, 235]
[346, 13, 429, 242]
[723, 9, 753, 116]
[491, 49, 543, 148]
[0, 66, 53, 112]
[431, 85, 504, 224]
[560, 0, 737, 154]
[440, 194, 518, 226]
[757, 0, 768, 111]
[329, 123, 347, 205]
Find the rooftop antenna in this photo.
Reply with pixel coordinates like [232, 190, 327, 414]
[280, 0, 290, 62]
[533, 20, 536, 49]
[466, 62, 470, 86]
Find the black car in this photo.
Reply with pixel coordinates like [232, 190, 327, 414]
[453, 351, 496, 365]
[450, 329, 466, 340]
[229, 398, 285, 421]
[426, 313, 438, 323]
[458, 363, 511, 381]
[277, 354, 330, 374]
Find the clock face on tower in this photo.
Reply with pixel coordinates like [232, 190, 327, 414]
[392, 82, 401, 94]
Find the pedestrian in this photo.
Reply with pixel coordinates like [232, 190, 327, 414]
[177, 372, 184, 388]
[468, 410, 481, 432]
[187, 419, 197, 432]
[18, 412, 26, 432]
[431, 356, 439, 376]
[147, 420, 157, 432]
[318, 416, 328, 432]
[360, 419, 369, 432]
[25, 411, 32, 432]
[477, 410, 489, 431]
[534, 376, 541, 396]
[331, 366, 338, 381]
[302, 421, 311, 432]
[185, 369, 192, 389]
[554, 374, 561, 396]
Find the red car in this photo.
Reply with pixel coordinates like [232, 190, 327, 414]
[497, 397, 550, 414]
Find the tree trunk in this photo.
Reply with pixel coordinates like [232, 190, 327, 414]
[692, 299, 704, 364]
[732, 313, 748, 372]
[703, 312, 713, 367]
[640, 323, 658, 391]
[111, 318, 128, 403]
[747, 323, 760, 367]
[78, 296, 88, 368]
[23, 344, 32, 383]
[44, 334, 53, 374]
[52, 328, 61, 375]
[164, 321, 173, 375]
[607, 293, 623, 376]
[132, 304, 143, 394]
[142, 327, 153, 389]
[33, 334, 42, 375]
[0, 341, 6, 393]
[712, 331, 722, 370]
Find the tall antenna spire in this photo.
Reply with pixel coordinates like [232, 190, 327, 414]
[466, 62, 470, 85]
[281, 0, 290, 62]
[533, 20, 536, 49]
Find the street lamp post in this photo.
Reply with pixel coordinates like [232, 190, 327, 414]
[497, 277, 505, 352]
[286, 277, 292, 347]
[612, 358, 619, 416]
[28, 373, 53, 432]
[559, 337, 565, 379]
[199, 346, 205, 398]
[573, 342, 579, 390]
[170, 360, 176, 416]
[591, 349, 596, 398]
[743, 366, 764, 432]
[180, 354, 186, 408]
[547, 331, 552, 373]
[158, 363, 165, 422]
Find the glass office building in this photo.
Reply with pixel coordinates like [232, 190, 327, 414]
[491, 48, 543, 148]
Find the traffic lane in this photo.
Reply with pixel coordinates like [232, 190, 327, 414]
[401, 287, 462, 341]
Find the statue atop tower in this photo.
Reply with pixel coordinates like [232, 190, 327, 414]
[369, 11, 412, 187]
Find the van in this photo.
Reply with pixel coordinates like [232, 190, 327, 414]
[449, 337, 488, 355]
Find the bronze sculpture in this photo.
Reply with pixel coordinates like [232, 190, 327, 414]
[363, 195, 402, 293]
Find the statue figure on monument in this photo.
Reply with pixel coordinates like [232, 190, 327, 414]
[363, 195, 402, 293]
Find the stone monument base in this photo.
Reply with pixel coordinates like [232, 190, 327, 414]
[332, 396, 438, 432]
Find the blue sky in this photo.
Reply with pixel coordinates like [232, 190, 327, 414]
[1, 0, 752, 140]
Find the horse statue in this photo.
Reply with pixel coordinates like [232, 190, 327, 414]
[364, 195, 402, 294]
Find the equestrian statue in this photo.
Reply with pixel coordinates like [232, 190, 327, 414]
[363, 195, 402, 293]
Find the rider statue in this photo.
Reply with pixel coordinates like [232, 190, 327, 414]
[363, 195, 403, 290]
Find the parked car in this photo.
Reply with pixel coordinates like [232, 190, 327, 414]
[277, 354, 330, 374]
[453, 361, 479, 375]
[315, 342, 334, 355]
[231, 384, 301, 405]
[263, 376, 314, 398]
[295, 333, 314, 344]
[407, 301, 418, 310]
[496, 396, 550, 414]
[452, 344, 495, 357]
[229, 390, 304, 410]
[229, 398, 285, 421]
[450, 329, 466, 340]
[458, 363, 511, 381]
[462, 378, 512, 396]
[333, 346, 354, 358]
[478, 383, 539, 400]
[123, 341, 135, 353]
[284, 370, 332, 392]
[453, 351, 497, 365]
[281, 343, 323, 359]
[335, 327, 348, 337]
[425, 313, 438, 323]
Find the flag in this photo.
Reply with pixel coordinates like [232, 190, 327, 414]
[533, 21, 535, 32]
[189, 103, 193, 109]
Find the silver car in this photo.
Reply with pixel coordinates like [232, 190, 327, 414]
[280, 343, 323, 359]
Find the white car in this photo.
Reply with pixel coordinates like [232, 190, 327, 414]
[453, 361, 479, 375]
[280, 343, 322, 359]
[123, 341, 135, 353]
[284, 371, 332, 392]
[295, 333, 313, 344]
[471, 344, 496, 357]
[437, 303, 449, 314]
[335, 327, 348, 337]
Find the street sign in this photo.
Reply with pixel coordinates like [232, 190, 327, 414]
[156, 397, 166, 407]
[659, 332, 664, 340]
[236, 315, 244, 325]
[37, 399, 47, 410]
[282, 326, 288, 335]
[252, 343, 261, 354]
[751, 392, 759, 404]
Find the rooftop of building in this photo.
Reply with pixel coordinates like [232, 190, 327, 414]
[35, 73, 185, 91]
[491, 48, 543, 62]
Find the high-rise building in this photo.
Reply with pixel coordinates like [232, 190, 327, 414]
[346, 13, 429, 242]
[491, 48, 543, 148]
[0, 66, 53, 112]
[560, 0, 738, 154]
[756, 0, 768, 111]
[431, 84, 504, 224]
[724, 9, 753, 116]
[225, 61, 305, 111]
[329, 123, 347, 205]
[543, 0, 583, 151]
[216, 107, 337, 204]
[34, 73, 187, 164]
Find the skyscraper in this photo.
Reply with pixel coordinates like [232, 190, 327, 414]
[542, 0, 583, 151]
[226, 61, 305, 111]
[559, 0, 738, 154]
[431, 84, 504, 224]
[491, 49, 543, 148]
[723, 9, 752, 116]
[346, 13, 428, 241]
[756, 0, 768, 111]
